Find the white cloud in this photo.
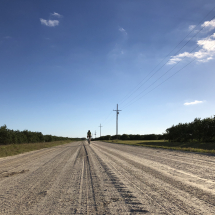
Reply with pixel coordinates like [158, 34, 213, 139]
[119, 27, 127, 35]
[40, 19, 59, 27]
[189, 25, 196, 31]
[201, 19, 215, 32]
[168, 33, 215, 64]
[4, 36, 11, 39]
[51, 12, 62, 18]
[184, 100, 204, 106]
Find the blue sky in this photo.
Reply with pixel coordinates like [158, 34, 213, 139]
[1, 0, 215, 138]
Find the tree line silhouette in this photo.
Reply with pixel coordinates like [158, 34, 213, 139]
[2, 115, 214, 144]
[94, 134, 164, 141]
[0, 125, 76, 145]
[165, 116, 215, 142]
[94, 116, 215, 143]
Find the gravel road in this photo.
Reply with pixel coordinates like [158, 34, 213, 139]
[0, 141, 215, 214]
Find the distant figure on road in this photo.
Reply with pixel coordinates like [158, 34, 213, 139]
[87, 130, 91, 144]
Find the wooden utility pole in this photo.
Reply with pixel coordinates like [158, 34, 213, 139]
[113, 104, 122, 138]
[99, 124, 103, 137]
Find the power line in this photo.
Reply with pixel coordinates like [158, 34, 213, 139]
[105, 112, 116, 125]
[120, 45, 197, 109]
[120, 15, 215, 108]
[122, 40, 215, 109]
[96, 111, 115, 137]
[123, 59, 195, 110]
[119, 9, 215, 106]
[103, 110, 113, 124]
[99, 7, 215, 135]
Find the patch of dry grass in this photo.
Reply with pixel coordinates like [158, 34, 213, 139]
[104, 140, 215, 154]
[0, 140, 78, 158]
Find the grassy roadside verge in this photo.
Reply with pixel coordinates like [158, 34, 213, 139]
[0, 140, 79, 158]
[103, 140, 215, 154]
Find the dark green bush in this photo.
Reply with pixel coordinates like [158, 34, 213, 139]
[0, 125, 74, 145]
[166, 116, 215, 142]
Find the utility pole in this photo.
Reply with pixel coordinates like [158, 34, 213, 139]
[113, 104, 122, 138]
[95, 131, 96, 139]
[99, 124, 103, 137]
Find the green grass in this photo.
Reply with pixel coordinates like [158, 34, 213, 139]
[0, 140, 79, 158]
[103, 140, 215, 154]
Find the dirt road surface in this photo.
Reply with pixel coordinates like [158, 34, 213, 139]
[0, 141, 215, 214]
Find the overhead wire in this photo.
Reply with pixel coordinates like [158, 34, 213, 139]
[102, 109, 114, 124]
[95, 108, 115, 137]
[99, 6, 215, 135]
[120, 13, 215, 108]
[119, 7, 215, 106]
[123, 60, 195, 109]
[122, 39, 215, 109]
[105, 112, 116, 125]
[121, 42, 199, 108]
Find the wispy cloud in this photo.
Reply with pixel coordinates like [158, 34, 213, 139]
[201, 19, 215, 32]
[40, 18, 59, 27]
[119, 27, 127, 35]
[51, 12, 62, 18]
[168, 33, 215, 64]
[189, 25, 196, 30]
[167, 18, 215, 65]
[4, 36, 12, 39]
[184, 100, 204, 106]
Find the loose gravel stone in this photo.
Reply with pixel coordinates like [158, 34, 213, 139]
[0, 141, 214, 214]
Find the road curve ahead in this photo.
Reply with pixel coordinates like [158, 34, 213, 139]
[0, 141, 215, 214]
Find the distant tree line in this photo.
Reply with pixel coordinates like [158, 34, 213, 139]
[165, 116, 215, 142]
[94, 116, 215, 143]
[94, 133, 164, 141]
[0, 125, 78, 145]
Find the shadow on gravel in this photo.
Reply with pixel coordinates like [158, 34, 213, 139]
[91, 148, 150, 214]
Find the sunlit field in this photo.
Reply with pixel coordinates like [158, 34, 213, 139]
[104, 140, 215, 154]
[0, 140, 79, 158]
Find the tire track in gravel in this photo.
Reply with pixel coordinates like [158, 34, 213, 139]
[75, 142, 108, 214]
[0, 148, 60, 181]
[32, 141, 108, 215]
[108, 144, 215, 181]
[18, 145, 81, 214]
[0, 142, 81, 214]
[26, 142, 83, 215]
[88, 144, 151, 214]
[92, 141, 215, 214]
[95, 142, 215, 204]
[0, 146, 58, 169]
[1, 140, 215, 214]
[0, 144, 82, 180]
[103, 141, 215, 167]
[25, 141, 103, 215]
[78, 159, 85, 214]
[91, 144, 169, 214]
[83, 144, 98, 214]
[92, 143, 207, 214]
